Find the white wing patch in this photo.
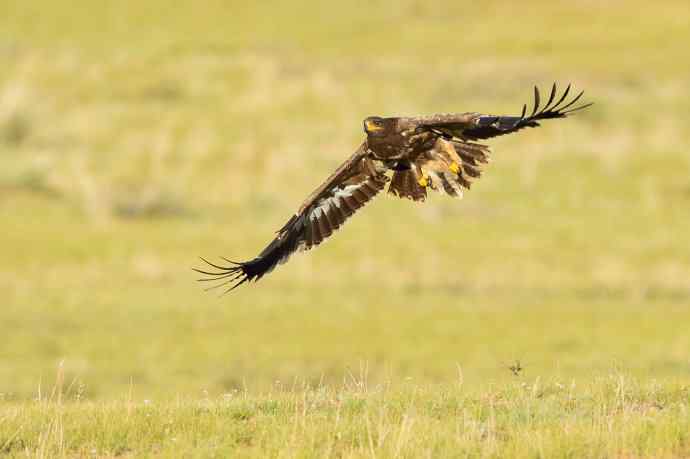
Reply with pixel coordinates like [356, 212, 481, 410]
[310, 184, 360, 221]
[300, 178, 386, 250]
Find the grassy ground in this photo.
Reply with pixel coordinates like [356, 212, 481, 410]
[2, 0, 690, 456]
[3, 375, 690, 458]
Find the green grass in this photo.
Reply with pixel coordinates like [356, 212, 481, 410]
[2, 0, 690, 456]
[3, 373, 690, 458]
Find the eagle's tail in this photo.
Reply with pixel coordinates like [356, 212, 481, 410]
[414, 140, 491, 198]
[435, 141, 491, 195]
[451, 141, 491, 191]
[388, 169, 427, 202]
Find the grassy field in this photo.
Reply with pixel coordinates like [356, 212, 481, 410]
[3, 374, 690, 458]
[2, 0, 690, 456]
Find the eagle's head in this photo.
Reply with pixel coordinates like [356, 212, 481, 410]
[363, 116, 395, 137]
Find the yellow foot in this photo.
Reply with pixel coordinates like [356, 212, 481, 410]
[449, 162, 460, 174]
[418, 174, 429, 188]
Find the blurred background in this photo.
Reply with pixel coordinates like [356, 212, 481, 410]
[1, 0, 689, 400]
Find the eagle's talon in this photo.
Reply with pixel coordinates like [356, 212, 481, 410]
[418, 175, 429, 188]
[449, 162, 460, 174]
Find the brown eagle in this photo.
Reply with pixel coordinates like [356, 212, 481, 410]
[196, 83, 591, 292]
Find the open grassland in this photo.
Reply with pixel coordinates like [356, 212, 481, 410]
[2, 375, 690, 458]
[2, 0, 690, 456]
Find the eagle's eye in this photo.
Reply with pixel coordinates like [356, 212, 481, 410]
[364, 117, 385, 134]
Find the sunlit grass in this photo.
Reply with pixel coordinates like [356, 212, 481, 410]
[2, 369, 689, 458]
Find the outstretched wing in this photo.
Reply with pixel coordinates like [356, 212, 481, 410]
[420, 83, 592, 141]
[195, 143, 388, 292]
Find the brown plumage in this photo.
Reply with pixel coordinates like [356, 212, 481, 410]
[195, 83, 592, 292]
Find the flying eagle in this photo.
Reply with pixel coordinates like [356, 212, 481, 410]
[196, 83, 591, 292]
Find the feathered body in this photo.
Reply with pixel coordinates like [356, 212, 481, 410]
[195, 83, 591, 291]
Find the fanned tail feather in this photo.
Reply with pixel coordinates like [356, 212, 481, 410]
[431, 140, 491, 196]
[388, 169, 427, 201]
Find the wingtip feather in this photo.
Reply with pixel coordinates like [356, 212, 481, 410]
[194, 256, 251, 293]
[531, 85, 540, 116]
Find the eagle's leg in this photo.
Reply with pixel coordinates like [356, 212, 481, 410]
[415, 163, 430, 188]
[439, 140, 462, 175]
